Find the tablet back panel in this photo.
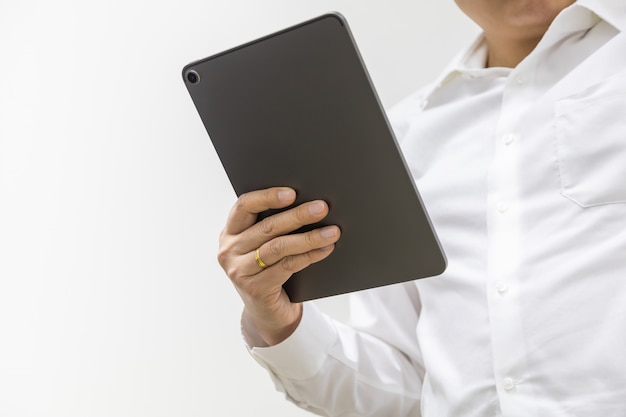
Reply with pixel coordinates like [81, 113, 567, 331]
[183, 13, 446, 301]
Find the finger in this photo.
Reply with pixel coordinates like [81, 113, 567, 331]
[221, 225, 340, 282]
[245, 245, 337, 295]
[224, 187, 296, 235]
[240, 199, 330, 253]
[251, 225, 341, 273]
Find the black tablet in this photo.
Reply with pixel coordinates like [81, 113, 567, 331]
[183, 13, 446, 301]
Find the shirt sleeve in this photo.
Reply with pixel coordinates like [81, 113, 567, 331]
[242, 282, 425, 417]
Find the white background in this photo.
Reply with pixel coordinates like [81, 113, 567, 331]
[0, 1, 477, 416]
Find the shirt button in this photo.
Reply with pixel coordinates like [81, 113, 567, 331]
[497, 201, 510, 213]
[503, 378, 516, 391]
[502, 133, 517, 145]
[515, 75, 526, 85]
[496, 282, 509, 294]
[462, 72, 475, 80]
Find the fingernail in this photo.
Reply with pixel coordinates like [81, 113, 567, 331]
[320, 226, 337, 238]
[278, 189, 295, 202]
[309, 201, 325, 215]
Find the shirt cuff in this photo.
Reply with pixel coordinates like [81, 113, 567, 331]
[243, 302, 338, 380]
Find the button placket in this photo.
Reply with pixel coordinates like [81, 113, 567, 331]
[486, 83, 533, 413]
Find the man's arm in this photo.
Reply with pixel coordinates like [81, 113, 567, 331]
[245, 283, 425, 417]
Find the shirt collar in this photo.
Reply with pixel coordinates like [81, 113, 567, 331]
[575, 0, 626, 32]
[420, 1, 623, 108]
[419, 35, 510, 110]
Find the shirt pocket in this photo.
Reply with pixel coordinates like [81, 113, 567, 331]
[554, 72, 626, 207]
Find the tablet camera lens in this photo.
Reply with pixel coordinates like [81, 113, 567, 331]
[186, 70, 200, 84]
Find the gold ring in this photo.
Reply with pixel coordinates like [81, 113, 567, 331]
[254, 248, 268, 269]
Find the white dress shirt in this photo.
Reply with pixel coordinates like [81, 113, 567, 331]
[243, 1, 626, 416]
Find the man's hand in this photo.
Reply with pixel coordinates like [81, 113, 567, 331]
[217, 187, 341, 346]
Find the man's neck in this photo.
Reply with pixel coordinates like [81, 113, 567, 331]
[484, 33, 544, 68]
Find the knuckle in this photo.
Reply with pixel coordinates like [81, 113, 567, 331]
[268, 238, 284, 257]
[225, 264, 243, 280]
[258, 216, 276, 236]
[234, 193, 249, 212]
[216, 248, 228, 268]
[304, 231, 318, 248]
[280, 255, 298, 272]
[217, 237, 247, 279]
[294, 205, 310, 223]
[306, 249, 325, 265]
[216, 238, 236, 268]
[303, 250, 317, 264]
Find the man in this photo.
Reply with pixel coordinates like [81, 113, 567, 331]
[218, 0, 626, 415]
